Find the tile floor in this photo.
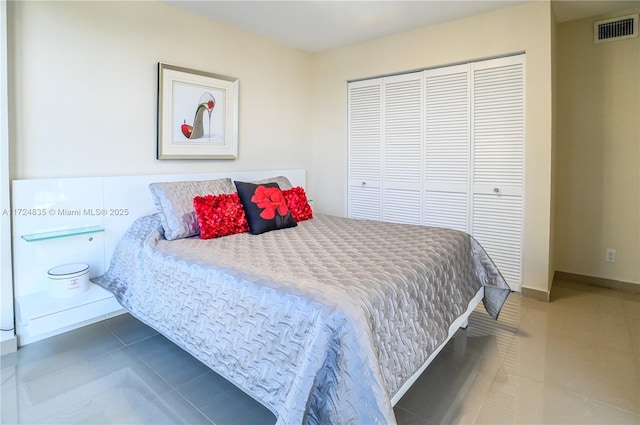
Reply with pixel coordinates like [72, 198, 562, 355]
[1, 279, 638, 424]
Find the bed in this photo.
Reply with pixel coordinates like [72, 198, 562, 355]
[94, 176, 510, 425]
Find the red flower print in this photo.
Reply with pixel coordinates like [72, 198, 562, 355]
[251, 185, 289, 219]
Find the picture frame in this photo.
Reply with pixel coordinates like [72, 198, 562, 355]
[157, 63, 239, 159]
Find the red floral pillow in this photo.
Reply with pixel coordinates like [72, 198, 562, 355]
[283, 187, 313, 222]
[193, 193, 249, 239]
[234, 181, 297, 235]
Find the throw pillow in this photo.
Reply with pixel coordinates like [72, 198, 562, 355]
[193, 193, 249, 239]
[283, 187, 313, 222]
[234, 181, 297, 235]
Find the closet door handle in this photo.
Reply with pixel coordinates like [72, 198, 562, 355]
[493, 187, 500, 194]
[362, 181, 367, 186]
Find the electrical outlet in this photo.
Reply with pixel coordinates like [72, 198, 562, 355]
[605, 248, 616, 263]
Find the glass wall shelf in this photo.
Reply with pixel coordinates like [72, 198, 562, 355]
[21, 226, 104, 242]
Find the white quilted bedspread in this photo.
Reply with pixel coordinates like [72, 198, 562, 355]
[95, 213, 510, 425]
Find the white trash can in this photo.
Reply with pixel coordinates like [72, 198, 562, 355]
[48, 263, 90, 297]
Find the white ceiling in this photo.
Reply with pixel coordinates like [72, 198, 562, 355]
[167, 1, 640, 53]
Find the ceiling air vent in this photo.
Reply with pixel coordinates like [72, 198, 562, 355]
[594, 14, 638, 43]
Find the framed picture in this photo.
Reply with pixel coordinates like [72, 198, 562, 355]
[157, 63, 239, 159]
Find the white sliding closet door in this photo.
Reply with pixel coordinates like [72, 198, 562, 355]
[348, 78, 382, 220]
[423, 64, 470, 232]
[382, 72, 423, 224]
[471, 55, 525, 289]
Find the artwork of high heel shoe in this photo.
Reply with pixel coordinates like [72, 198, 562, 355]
[181, 93, 216, 140]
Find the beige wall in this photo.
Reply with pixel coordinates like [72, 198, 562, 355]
[8, 1, 313, 179]
[555, 9, 640, 285]
[1, 0, 15, 351]
[311, 2, 554, 294]
[549, 8, 558, 290]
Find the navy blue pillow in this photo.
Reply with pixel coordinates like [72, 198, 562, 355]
[234, 181, 297, 235]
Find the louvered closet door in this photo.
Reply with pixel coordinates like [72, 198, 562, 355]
[423, 65, 470, 232]
[471, 55, 525, 290]
[348, 79, 382, 220]
[382, 72, 423, 224]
